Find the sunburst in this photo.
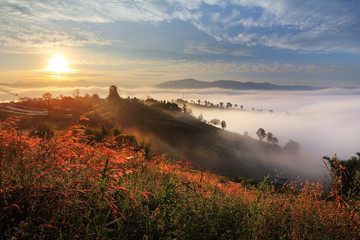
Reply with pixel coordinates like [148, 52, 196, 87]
[46, 55, 72, 73]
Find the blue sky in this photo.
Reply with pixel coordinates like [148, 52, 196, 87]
[0, 0, 359, 87]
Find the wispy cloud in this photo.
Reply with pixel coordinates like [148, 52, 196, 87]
[184, 42, 227, 55]
[1, 0, 359, 53]
[229, 50, 254, 57]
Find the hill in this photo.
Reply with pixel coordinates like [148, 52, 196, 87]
[0, 91, 316, 181]
[1, 111, 359, 239]
[155, 78, 326, 91]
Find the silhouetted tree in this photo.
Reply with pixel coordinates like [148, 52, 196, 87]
[219, 102, 224, 108]
[74, 89, 80, 98]
[182, 103, 187, 113]
[240, 105, 244, 110]
[43, 92, 52, 100]
[256, 128, 266, 141]
[221, 120, 227, 129]
[266, 132, 279, 144]
[108, 85, 121, 102]
[43, 93, 52, 115]
[226, 102, 233, 108]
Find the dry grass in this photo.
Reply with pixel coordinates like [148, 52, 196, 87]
[0, 118, 359, 239]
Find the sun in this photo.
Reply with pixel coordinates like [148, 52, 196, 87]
[46, 55, 71, 73]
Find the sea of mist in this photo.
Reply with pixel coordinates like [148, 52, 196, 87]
[2, 84, 360, 178]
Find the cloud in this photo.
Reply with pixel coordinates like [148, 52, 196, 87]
[184, 42, 227, 55]
[0, 0, 359, 53]
[229, 50, 253, 57]
[184, 88, 360, 164]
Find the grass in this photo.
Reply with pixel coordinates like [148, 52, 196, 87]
[1, 118, 359, 239]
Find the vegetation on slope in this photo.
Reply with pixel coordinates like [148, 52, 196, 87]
[1, 89, 311, 180]
[1, 118, 360, 239]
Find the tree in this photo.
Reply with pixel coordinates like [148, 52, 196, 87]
[43, 93, 52, 115]
[108, 85, 121, 102]
[197, 114, 203, 122]
[221, 120, 227, 129]
[226, 102, 233, 108]
[43, 92, 52, 100]
[256, 128, 266, 141]
[209, 118, 220, 126]
[219, 102, 224, 108]
[74, 89, 80, 98]
[240, 105, 244, 110]
[182, 103, 187, 113]
[266, 132, 274, 143]
[283, 140, 300, 153]
[272, 137, 279, 144]
[266, 132, 279, 144]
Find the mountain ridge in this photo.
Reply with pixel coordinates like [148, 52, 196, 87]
[155, 78, 328, 91]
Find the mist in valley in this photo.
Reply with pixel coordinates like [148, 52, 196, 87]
[2, 84, 359, 181]
[185, 88, 360, 180]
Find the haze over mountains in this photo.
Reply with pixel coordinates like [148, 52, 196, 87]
[155, 78, 328, 91]
[3, 78, 358, 91]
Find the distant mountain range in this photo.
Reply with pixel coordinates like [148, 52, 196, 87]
[155, 78, 327, 91]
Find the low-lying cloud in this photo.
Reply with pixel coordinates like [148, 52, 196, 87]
[184, 89, 360, 161]
[2, 85, 359, 180]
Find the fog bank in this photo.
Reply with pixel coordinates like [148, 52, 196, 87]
[2, 85, 359, 167]
[183, 88, 360, 162]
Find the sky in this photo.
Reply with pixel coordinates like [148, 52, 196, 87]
[0, 0, 360, 87]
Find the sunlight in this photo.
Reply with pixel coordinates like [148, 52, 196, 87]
[46, 55, 72, 73]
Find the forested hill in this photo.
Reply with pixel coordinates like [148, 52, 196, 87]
[1, 89, 317, 181]
[155, 78, 326, 91]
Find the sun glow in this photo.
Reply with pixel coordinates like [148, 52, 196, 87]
[46, 55, 71, 73]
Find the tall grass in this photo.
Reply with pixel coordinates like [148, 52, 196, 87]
[0, 118, 359, 239]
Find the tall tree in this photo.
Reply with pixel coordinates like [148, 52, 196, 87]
[256, 128, 266, 141]
[108, 85, 121, 102]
